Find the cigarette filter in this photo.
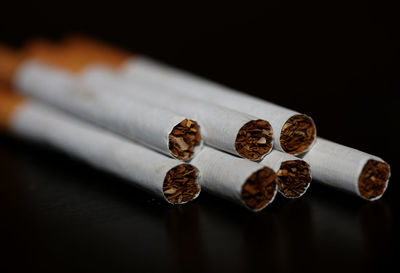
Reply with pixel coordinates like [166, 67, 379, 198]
[191, 146, 277, 211]
[61, 36, 316, 155]
[0, 89, 201, 204]
[260, 150, 312, 198]
[10, 59, 203, 161]
[0, 45, 24, 85]
[302, 138, 390, 200]
[79, 66, 274, 161]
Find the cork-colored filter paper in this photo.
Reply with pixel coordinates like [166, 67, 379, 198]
[0, 89, 25, 130]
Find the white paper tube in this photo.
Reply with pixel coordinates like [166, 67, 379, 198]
[119, 56, 317, 155]
[301, 138, 391, 201]
[5, 99, 201, 204]
[13, 60, 203, 161]
[191, 146, 277, 211]
[260, 150, 312, 198]
[78, 66, 274, 161]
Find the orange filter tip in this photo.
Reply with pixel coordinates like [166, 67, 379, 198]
[23, 38, 59, 52]
[0, 84, 15, 94]
[62, 35, 132, 68]
[21, 38, 84, 72]
[0, 89, 26, 130]
[0, 45, 24, 86]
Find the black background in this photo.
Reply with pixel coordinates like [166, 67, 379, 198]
[0, 1, 399, 273]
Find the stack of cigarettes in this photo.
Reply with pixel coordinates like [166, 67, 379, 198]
[0, 37, 391, 211]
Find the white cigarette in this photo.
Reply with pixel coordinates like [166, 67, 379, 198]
[0, 91, 201, 204]
[191, 146, 277, 211]
[118, 56, 316, 155]
[52, 36, 315, 155]
[79, 66, 274, 161]
[12, 60, 203, 161]
[260, 150, 312, 198]
[301, 138, 390, 200]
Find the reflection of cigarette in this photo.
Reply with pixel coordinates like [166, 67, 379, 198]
[260, 150, 312, 198]
[192, 146, 277, 211]
[0, 89, 201, 204]
[61, 36, 316, 155]
[302, 138, 390, 200]
[0, 46, 203, 161]
[80, 68, 273, 161]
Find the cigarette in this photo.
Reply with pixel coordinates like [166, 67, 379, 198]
[260, 150, 312, 198]
[78, 67, 274, 161]
[2, 43, 274, 161]
[0, 89, 201, 204]
[191, 146, 277, 211]
[120, 60, 316, 155]
[302, 138, 390, 200]
[61, 36, 317, 155]
[0, 47, 203, 161]
[23, 39, 279, 159]
[55, 38, 392, 201]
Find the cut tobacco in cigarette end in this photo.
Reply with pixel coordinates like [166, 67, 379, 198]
[280, 114, 316, 155]
[358, 160, 390, 200]
[277, 160, 312, 198]
[235, 119, 273, 161]
[241, 167, 277, 211]
[163, 164, 200, 204]
[169, 119, 202, 161]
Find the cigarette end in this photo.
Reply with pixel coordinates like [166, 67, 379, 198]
[169, 119, 202, 161]
[241, 167, 277, 211]
[277, 160, 312, 198]
[163, 164, 200, 204]
[235, 119, 273, 161]
[280, 114, 316, 155]
[358, 160, 390, 200]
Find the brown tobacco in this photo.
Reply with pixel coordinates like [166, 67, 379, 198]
[277, 160, 311, 198]
[235, 119, 273, 161]
[280, 114, 316, 155]
[358, 160, 390, 200]
[163, 164, 200, 204]
[169, 119, 201, 160]
[241, 167, 276, 210]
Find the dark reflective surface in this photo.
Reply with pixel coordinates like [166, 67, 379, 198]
[0, 134, 397, 273]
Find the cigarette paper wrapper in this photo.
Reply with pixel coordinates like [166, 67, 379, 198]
[120, 56, 316, 155]
[302, 138, 390, 201]
[80, 66, 273, 161]
[191, 146, 277, 211]
[13, 60, 203, 161]
[7, 100, 201, 204]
